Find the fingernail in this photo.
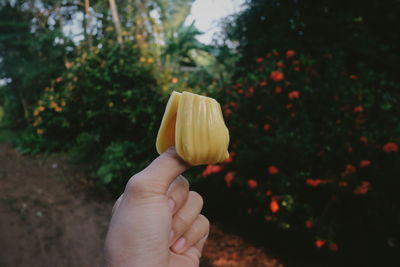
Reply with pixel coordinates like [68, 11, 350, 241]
[168, 199, 175, 212]
[169, 230, 174, 242]
[172, 237, 186, 253]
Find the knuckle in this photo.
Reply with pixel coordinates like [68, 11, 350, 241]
[173, 213, 189, 231]
[178, 175, 190, 190]
[124, 174, 148, 194]
[199, 214, 210, 230]
[189, 191, 204, 208]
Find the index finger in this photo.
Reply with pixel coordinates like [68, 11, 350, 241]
[128, 147, 190, 195]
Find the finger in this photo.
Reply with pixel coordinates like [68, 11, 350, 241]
[111, 194, 123, 214]
[126, 147, 189, 195]
[170, 191, 203, 244]
[167, 175, 189, 214]
[172, 214, 210, 254]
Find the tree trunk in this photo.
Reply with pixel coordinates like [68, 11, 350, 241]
[84, 0, 93, 48]
[109, 0, 123, 46]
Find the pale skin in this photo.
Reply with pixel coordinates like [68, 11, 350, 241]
[105, 147, 210, 267]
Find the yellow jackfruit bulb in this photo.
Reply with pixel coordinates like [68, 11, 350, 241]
[156, 91, 230, 165]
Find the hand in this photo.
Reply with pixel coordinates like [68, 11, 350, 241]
[105, 147, 210, 267]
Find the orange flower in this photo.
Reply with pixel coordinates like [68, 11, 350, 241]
[247, 179, 258, 188]
[306, 179, 321, 187]
[268, 165, 279, 175]
[286, 103, 293, 109]
[288, 90, 300, 99]
[270, 71, 284, 82]
[359, 160, 371, 168]
[259, 81, 268, 86]
[286, 50, 295, 58]
[315, 240, 325, 248]
[353, 106, 363, 113]
[328, 243, 339, 252]
[274, 86, 282, 94]
[224, 172, 235, 187]
[346, 164, 356, 173]
[245, 87, 255, 97]
[202, 165, 223, 177]
[276, 61, 285, 68]
[36, 129, 44, 135]
[305, 220, 314, 229]
[270, 200, 280, 213]
[171, 77, 179, 83]
[354, 181, 371, 195]
[256, 57, 264, 63]
[383, 142, 399, 152]
[263, 124, 271, 132]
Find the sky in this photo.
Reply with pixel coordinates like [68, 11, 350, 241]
[187, 0, 246, 44]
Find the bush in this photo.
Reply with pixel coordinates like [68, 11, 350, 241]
[26, 40, 165, 185]
[198, 50, 400, 256]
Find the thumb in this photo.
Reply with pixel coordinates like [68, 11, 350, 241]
[126, 147, 190, 196]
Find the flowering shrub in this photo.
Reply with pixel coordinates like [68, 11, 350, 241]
[25, 40, 165, 186]
[200, 49, 400, 252]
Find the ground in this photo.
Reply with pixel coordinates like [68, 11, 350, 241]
[0, 144, 282, 267]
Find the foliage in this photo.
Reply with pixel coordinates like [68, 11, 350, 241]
[29, 39, 163, 185]
[199, 49, 400, 258]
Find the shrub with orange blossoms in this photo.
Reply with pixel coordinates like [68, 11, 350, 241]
[269, 199, 280, 213]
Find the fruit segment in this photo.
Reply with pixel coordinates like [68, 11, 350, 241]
[156, 91, 229, 165]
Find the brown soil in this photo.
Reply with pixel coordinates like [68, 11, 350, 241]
[0, 144, 282, 267]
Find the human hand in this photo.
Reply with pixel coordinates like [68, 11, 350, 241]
[104, 147, 209, 267]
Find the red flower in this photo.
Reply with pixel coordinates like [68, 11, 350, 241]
[288, 90, 300, 99]
[266, 52, 272, 58]
[359, 160, 371, 168]
[259, 81, 268, 86]
[349, 74, 359, 80]
[276, 61, 285, 68]
[383, 142, 399, 152]
[268, 165, 279, 175]
[346, 164, 356, 174]
[265, 190, 272, 196]
[202, 165, 223, 177]
[256, 57, 264, 63]
[223, 107, 232, 117]
[294, 66, 300, 72]
[292, 60, 300, 65]
[245, 87, 255, 97]
[270, 200, 280, 213]
[247, 179, 258, 188]
[353, 106, 363, 113]
[315, 240, 325, 248]
[263, 124, 271, 132]
[286, 50, 295, 58]
[360, 136, 368, 144]
[224, 172, 235, 187]
[339, 181, 348, 187]
[223, 155, 233, 163]
[305, 220, 314, 229]
[274, 86, 282, 94]
[354, 181, 371, 195]
[270, 71, 284, 82]
[273, 51, 279, 57]
[306, 179, 321, 187]
[229, 151, 237, 158]
[328, 243, 339, 252]
[286, 103, 293, 109]
[238, 89, 244, 94]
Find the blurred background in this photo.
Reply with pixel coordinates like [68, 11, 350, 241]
[1, 0, 400, 266]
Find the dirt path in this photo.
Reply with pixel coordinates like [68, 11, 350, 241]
[0, 144, 281, 267]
